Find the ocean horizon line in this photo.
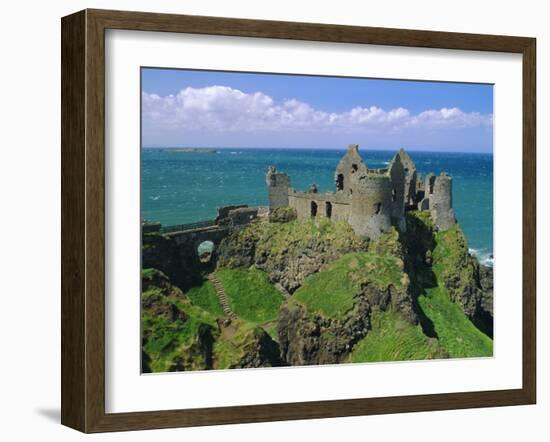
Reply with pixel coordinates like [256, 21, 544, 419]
[142, 146, 493, 154]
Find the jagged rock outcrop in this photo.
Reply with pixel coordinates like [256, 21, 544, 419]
[479, 265, 494, 317]
[278, 294, 371, 365]
[225, 327, 284, 369]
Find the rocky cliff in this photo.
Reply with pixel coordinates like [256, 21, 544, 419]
[142, 210, 493, 371]
[404, 211, 493, 338]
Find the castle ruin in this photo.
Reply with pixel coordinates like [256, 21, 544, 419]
[266, 144, 456, 239]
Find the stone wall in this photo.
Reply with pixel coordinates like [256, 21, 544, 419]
[288, 190, 351, 223]
[387, 154, 407, 232]
[430, 173, 456, 231]
[334, 144, 368, 196]
[227, 207, 259, 226]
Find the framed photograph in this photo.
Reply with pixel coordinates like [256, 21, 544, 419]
[61, 9, 536, 433]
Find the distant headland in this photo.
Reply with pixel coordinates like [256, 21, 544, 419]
[162, 147, 218, 153]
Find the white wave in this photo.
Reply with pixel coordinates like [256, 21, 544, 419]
[469, 248, 494, 267]
[149, 195, 160, 201]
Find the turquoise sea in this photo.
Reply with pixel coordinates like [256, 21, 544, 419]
[142, 148, 493, 266]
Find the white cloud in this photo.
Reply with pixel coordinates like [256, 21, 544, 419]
[142, 86, 492, 133]
[406, 107, 493, 128]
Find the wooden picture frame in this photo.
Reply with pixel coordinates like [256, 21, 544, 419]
[61, 8, 536, 433]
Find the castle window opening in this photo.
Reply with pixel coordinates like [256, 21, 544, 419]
[311, 201, 318, 218]
[392, 189, 397, 202]
[351, 164, 358, 173]
[336, 174, 344, 191]
[429, 179, 435, 194]
[325, 201, 332, 219]
[374, 203, 381, 215]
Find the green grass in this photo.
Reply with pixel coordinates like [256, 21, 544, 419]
[417, 286, 493, 358]
[186, 279, 224, 316]
[349, 308, 447, 363]
[292, 252, 406, 320]
[216, 268, 284, 323]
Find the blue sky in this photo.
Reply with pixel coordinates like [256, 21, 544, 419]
[141, 68, 493, 153]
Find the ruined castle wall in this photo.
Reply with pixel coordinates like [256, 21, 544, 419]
[288, 191, 351, 222]
[349, 175, 393, 239]
[430, 173, 456, 231]
[267, 172, 290, 209]
[335, 144, 368, 196]
[404, 170, 418, 207]
[388, 155, 407, 231]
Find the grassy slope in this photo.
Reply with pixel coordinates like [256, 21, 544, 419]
[186, 279, 224, 316]
[419, 225, 493, 358]
[292, 251, 405, 320]
[349, 308, 446, 363]
[143, 270, 275, 372]
[417, 286, 492, 358]
[216, 267, 284, 323]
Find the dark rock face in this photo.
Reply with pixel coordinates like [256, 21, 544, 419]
[436, 241, 493, 338]
[142, 232, 208, 290]
[479, 265, 494, 316]
[229, 328, 284, 369]
[278, 296, 371, 366]
[142, 233, 183, 284]
[442, 252, 483, 319]
[474, 265, 494, 338]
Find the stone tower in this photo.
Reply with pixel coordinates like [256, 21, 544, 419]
[396, 148, 418, 207]
[387, 153, 407, 232]
[266, 166, 290, 209]
[348, 174, 393, 239]
[334, 144, 368, 196]
[430, 172, 456, 231]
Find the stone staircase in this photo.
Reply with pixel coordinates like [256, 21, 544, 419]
[208, 273, 238, 320]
